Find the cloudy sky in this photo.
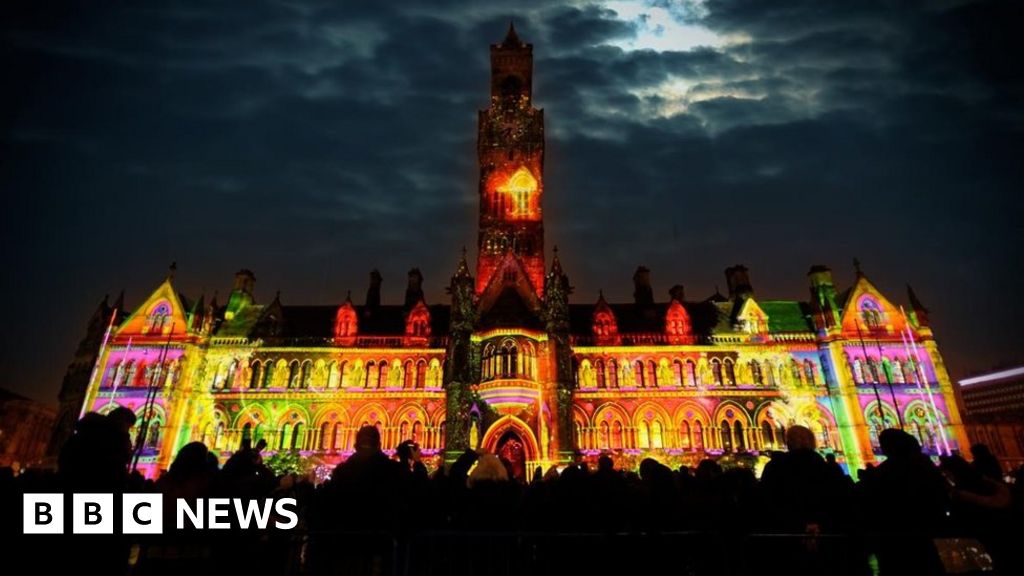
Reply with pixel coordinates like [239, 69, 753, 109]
[2, 0, 1021, 402]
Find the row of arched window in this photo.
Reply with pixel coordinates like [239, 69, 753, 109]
[210, 357, 443, 391]
[577, 357, 820, 389]
[204, 419, 447, 453]
[850, 356, 923, 386]
[481, 339, 537, 381]
[104, 359, 178, 389]
[574, 419, 805, 453]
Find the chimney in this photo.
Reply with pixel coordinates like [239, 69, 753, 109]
[724, 265, 753, 300]
[366, 269, 382, 310]
[405, 268, 424, 309]
[232, 269, 256, 296]
[633, 266, 654, 306]
[807, 265, 833, 290]
[225, 269, 256, 320]
[669, 284, 686, 303]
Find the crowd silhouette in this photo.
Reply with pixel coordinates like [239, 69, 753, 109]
[3, 409, 1023, 576]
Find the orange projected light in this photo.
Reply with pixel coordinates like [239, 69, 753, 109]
[496, 167, 539, 219]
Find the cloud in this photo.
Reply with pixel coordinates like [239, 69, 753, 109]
[1, 0, 1022, 401]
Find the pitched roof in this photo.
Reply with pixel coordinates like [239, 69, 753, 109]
[213, 303, 450, 341]
[759, 300, 815, 333]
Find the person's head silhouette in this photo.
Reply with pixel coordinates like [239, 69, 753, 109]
[355, 425, 382, 453]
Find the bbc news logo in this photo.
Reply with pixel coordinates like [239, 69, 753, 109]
[23, 494, 298, 534]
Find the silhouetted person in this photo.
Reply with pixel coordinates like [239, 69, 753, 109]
[55, 409, 138, 574]
[858, 429, 949, 575]
[970, 444, 1003, 482]
[762, 426, 849, 533]
[308, 426, 406, 575]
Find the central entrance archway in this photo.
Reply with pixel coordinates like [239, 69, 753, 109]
[481, 415, 539, 482]
[496, 430, 526, 481]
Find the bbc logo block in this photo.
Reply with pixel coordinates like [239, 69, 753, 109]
[24, 493, 163, 535]
[23, 494, 63, 534]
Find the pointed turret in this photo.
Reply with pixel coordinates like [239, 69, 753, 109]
[503, 21, 521, 47]
[449, 248, 476, 334]
[592, 289, 620, 345]
[543, 246, 571, 334]
[334, 291, 358, 342]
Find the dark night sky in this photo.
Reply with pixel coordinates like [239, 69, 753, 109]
[2, 1, 1022, 404]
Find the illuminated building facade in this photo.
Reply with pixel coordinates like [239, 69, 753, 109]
[71, 26, 970, 479]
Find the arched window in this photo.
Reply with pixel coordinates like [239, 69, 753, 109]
[332, 422, 342, 451]
[724, 359, 736, 386]
[288, 361, 300, 388]
[300, 361, 312, 388]
[693, 421, 704, 450]
[124, 361, 138, 387]
[599, 422, 610, 449]
[761, 421, 775, 450]
[647, 360, 658, 387]
[686, 360, 698, 387]
[634, 360, 645, 387]
[279, 423, 291, 450]
[213, 422, 225, 450]
[291, 423, 302, 450]
[892, 359, 906, 384]
[404, 360, 414, 388]
[637, 421, 650, 449]
[905, 358, 919, 384]
[751, 361, 763, 386]
[596, 359, 606, 388]
[366, 361, 378, 388]
[852, 358, 865, 384]
[262, 361, 274, 388]
[379, 360, 389, 388]
[804, 360, 816, 386]
[790, 359, 803, 386]
[861, 300, 884, 329]
[612, 421, 624, 450]
[721, 420, 733, 452]
[673, 360, 684, 386]
[239, 423, 253, 449]
[651, 421, 664, 449]
[416, 360, 427, 388]
[765, 363, 776, 387]
[711, 359, 723, 386]
[412, 421, 422, 443]
[320, 423, 330, 450]
[734, 421, 745, 451]
[608, 360, 619, 388]
[680, 421, 691, 449]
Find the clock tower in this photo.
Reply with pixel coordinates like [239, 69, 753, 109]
[476, 23, 546, 295]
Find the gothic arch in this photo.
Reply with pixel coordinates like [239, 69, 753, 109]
[352, 403, 391, 428]
[480, 415, 540, 462]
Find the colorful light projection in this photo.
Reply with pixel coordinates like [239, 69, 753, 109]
[491, 166, 539, 220]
